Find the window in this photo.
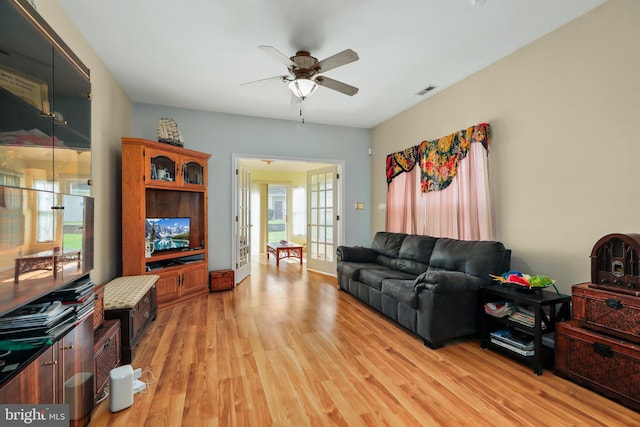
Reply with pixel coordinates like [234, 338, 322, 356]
[268, 185, 287, 242]
[34, 180, 58, 242]
[292, 186, 306, 236]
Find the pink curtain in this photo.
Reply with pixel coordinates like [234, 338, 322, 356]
[386, 126, 493, 240]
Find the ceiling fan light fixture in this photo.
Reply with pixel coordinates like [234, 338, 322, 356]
[288, 78, 318, 98]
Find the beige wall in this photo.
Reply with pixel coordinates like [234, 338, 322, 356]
[37, 2, 133, 284]
[371, 0, 640, 294]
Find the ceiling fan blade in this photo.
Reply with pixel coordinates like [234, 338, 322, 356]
[315, 76, 359, 96]
[240, 75, 288, 86]
[258, 45, 297, 68]
[317, 49, 359, 73]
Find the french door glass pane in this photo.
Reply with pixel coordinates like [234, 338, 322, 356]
[326, 190, 333, 207]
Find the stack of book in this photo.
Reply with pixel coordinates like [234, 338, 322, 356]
[508, 305, 547, 330]
[490, 328, 535, 356]
[0, 301, 75, 348]
[44, 277, 95, 323]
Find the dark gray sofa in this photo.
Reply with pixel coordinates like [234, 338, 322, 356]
[337, 232, 511, 348]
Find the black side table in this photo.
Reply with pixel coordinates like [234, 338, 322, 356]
[479, 284, 571, 375]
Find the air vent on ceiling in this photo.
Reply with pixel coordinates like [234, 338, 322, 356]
[416, 85, 437, 96]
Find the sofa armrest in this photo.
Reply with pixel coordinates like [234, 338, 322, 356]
[336, 246, 379, 263]
[414, 271, 485, 294]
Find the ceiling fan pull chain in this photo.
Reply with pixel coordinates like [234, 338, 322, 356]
[300, 98, 305, 124]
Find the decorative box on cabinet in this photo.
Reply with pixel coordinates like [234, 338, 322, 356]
[209, 269, 234, 292]
[103, 275, 158, 364]
[93, 319, 121, 403]
[121, 137, 210, 309]
[572, 282, 640, 343]
[555, 320, 640, 412]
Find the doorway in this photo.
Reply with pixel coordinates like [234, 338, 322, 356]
[232, 155, 343, 282]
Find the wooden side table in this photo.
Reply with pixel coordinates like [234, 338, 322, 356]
[266, 241, 303, 266]
[480, 284, 571, 375]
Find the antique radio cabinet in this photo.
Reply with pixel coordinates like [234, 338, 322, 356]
[590, 233, 640, 296]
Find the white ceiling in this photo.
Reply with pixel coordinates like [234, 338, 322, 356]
[57, 0, 605, 129]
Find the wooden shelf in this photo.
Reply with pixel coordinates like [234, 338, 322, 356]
[121, 137, 211, 308]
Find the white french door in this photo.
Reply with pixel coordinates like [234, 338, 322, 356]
[236, 165, 251, 283]
[306, 166, 338, 274]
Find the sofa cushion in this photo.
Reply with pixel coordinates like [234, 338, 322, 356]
[359, 268, 416, 291]
[396, 234, 438, 275]
[376, 254, 400, 269]
[371, 232, 407, 258]
[337, 261, 388, 281]
[381, 279, 418, 308]
[336, 246, 378, 263]
[414, 270, 485, 294]
[429, 238, 507, 279]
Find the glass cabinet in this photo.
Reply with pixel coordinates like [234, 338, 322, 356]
[147, 148, 206, 188]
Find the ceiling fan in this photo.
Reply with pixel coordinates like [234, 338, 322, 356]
[243, 45, 360, 99]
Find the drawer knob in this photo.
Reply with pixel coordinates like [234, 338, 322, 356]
[103, 338, 111, 351]
[41, 360, 57, 366]
[60, 345, 74, 351]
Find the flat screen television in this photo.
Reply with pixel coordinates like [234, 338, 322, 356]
[145, 217, 190, 251]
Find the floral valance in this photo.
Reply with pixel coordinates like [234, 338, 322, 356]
[386, 123, 490, 192]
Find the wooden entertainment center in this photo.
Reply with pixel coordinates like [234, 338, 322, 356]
[121, 138, 211, 308]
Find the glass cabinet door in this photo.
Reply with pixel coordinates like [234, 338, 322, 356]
[51, 45, 91, 194]
[60, 194, 93, 284]
[1, 0, 91, 194]
[1, 187, 55, 286]
[182, 157, 206, 186]
[147, 149, 179, 186]
[0, 1, 55, 191]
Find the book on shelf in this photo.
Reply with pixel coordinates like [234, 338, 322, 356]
[484, 301, 516, 317]
[490, 338, 535, 356]
[490, 328, 534, 351]
[507, 308, 548, 330]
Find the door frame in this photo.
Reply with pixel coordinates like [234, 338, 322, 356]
[232, 153, 344, 280]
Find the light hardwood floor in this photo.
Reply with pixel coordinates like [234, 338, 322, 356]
[89, 256, 640, 426]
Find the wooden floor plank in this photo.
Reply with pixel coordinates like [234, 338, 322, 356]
[89, 255, 640, 426]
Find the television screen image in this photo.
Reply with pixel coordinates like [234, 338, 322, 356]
[145, 218, 190, 251]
